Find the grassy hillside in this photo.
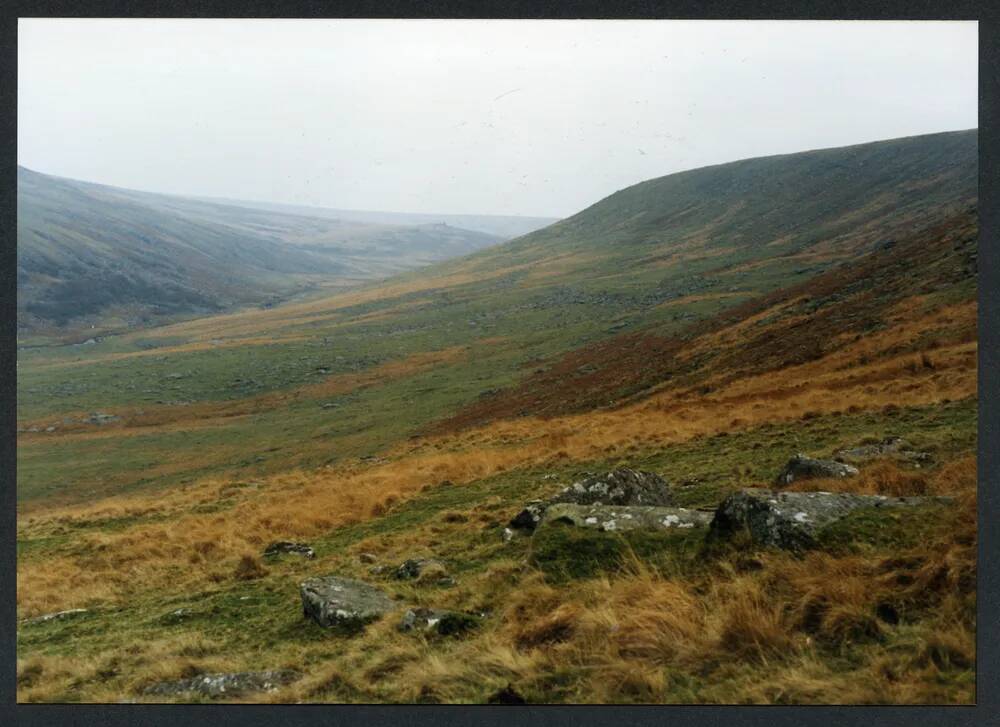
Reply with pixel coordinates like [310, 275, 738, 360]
[17, 168, 503, 341]
[16, 130, 978, 704]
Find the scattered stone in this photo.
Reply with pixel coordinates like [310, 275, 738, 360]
[22, 608, 89, 626]
[358, 552, 378, 564]
[263, 541, 315, 559]
[86, 412, 121, 425]
[394, 558, 454, 586]
[833, 437, 931, 465]
[397, 607, 480, 636]
[158, 608, 195, 625]
[709, 488, 953, 551]
[774, 454, 859, 486]
[142, 670, 299, 699]
[300, 576, 397, 631]
[539, 503, 713, 532]
[510, 468, 676, 531]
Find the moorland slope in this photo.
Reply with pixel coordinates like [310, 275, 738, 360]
[16, 130, 978, 704]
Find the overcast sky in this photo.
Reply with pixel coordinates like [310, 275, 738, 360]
[18, 19, 977, 218]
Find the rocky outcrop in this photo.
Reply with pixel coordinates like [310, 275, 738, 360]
[510, 468, 676, 531]
[263, 541, 315, 559]
[300, 576, 398, 631]
[709, 488, 952, 550]
[774, 454, 859, 486]
[142, 670, 299, 699]
[397, 607, 480, 636]
[539, 503, 713, 532]
[833, 437, 931, 465]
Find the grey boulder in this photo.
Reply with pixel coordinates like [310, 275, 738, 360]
[300, 576, 398, 631]
[709, 488, 951, 551]
[775, 454, 859, 486]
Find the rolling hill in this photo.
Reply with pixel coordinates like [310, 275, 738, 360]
[193, 196, 560, 239]
[16, 129, 978, 704]
[16, 168, 507, 340]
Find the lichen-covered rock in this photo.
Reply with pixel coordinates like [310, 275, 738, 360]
[397, 607, 480, 636]
[142, 670, 299, 699]
[300, 576, 397, 630]
[263, 541, 315, 559]
[709, 488, 952, 550]
[833, 437, 931, 465]
[775, 454, 859, 486]
[510, 468, 675, 531]
[539, 503, 713, 532]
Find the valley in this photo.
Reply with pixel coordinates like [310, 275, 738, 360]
[17, 167, 551, 344]
[15, 130, 978, 704]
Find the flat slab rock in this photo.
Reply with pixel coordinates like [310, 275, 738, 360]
[540, 503, 713, 532]
[833, 437, 931, 465]
[21, 608, 90, 626]
[263, 541, 315, 559]
[710, 488, 952, 550]
[775, 454, 859, 486]
[300, 576, 398, 630]
[143, 670, 299, 699]
[511, 468, 676, 531]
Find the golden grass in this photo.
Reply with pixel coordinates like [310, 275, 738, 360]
[16, 271, 978, 703]
[18, 290, 978, 614]
[16, 453, 976, 704]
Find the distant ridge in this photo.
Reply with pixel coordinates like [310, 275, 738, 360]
[190, 196, 560, 240]
[16, 167, 505, 338]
